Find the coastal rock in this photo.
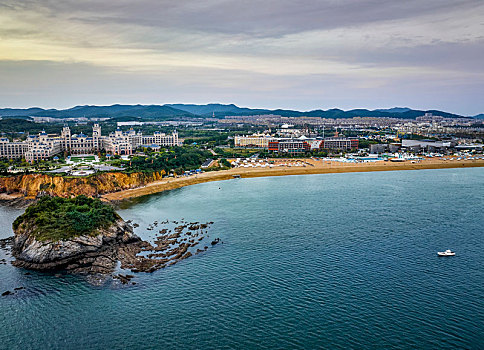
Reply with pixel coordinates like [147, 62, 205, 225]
[8, 208, 217, 283]
[0, 171, 165, 200]
[0, 194, 35, 208]
[0, 236, 13, 250]
[12, 219, 140, 272]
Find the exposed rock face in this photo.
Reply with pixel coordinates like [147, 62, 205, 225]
[12, 219, 140, 273]
[0, 193, 35, 208]
[0, 171, 165, 199]
[8, 214, 220, 287]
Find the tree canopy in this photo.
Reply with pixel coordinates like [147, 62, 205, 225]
[127, 146, 212, 174]
[13, 195, 120, 241]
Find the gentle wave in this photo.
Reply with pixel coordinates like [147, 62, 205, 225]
[1, 168, 483, 349]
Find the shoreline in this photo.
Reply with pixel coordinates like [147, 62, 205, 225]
[102, 158, 484, 202]
[0, 193, 35, 208]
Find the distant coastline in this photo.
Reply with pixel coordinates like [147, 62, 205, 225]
[102, 158, 484, 202]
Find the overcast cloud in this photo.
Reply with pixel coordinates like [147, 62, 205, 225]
[0, 0, 483, 114]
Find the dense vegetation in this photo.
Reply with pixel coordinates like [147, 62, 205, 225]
[1, 146, 213, 175]
[13, 196, 120, 241]
[182, 129, 231, 146]
[213, 147, 260, 158]
[124, 146, 212, 174]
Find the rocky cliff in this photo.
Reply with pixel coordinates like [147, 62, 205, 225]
[12, 219, 140, 273]
[0, 171, 165, 198]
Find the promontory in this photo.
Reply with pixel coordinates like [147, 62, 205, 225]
[8, 195, 218, 282]
[11, 195, 140, 274]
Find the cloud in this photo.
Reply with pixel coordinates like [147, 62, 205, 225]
[1, 60, 482, 115]
[0, 0, 483, 113]
[3, 0, 480, 37]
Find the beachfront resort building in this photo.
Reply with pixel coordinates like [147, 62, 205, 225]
[320, 136, 359, 150]
[234, 134, 277, 148]
[0, 124, 180, 162]
[0, 138, 29, 160]
[268, 139, 311, 154]
[236, 132, 359, 153]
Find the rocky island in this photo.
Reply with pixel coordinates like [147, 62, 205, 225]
[5, 195, 219, 287]
[11, 195, 140, 274]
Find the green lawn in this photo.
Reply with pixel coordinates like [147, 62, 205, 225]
[71, 156, 96, 162]
[215, 147, 261, 157]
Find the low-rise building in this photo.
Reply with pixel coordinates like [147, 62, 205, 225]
[236, 132, 359, 152]
[370, 144, 388, 154]
[401, 139, 454, 152]
[369, 143, 401, 154]
[234, 134, 277, 148]
[0, 138, 29, 159]
[321, 136, 359, 150]
[268, 140, 310, 154]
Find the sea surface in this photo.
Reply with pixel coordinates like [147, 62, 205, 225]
[0, 168, 483, 349]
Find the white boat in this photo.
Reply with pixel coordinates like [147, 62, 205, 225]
[437, 249, 455, 257]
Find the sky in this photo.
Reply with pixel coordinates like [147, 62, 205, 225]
[0, 0, 483, 115]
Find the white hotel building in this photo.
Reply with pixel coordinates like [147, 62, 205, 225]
[0, 124, 179, 162]
[234, 134, 277, 148]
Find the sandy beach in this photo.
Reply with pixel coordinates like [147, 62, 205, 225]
[102, 157, 484, 202]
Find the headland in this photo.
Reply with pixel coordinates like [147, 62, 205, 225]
[4, 195, 219, 287]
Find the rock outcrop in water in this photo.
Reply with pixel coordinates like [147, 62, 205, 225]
[10, 218, 220, 281]
[7, 196, 220, 285]
[12, 219, 140, 273]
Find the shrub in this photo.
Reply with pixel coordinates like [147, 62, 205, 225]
[13, 195, 120, 241]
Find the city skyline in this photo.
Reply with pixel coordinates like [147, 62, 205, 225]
[1, 0, 483, 115]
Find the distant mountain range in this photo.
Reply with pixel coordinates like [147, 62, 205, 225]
[0, 104, 480, 120]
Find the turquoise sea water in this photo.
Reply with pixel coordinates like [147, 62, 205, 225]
[0, 168, 483, 349]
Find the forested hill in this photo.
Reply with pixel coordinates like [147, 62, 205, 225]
[0, 103, 476, 120]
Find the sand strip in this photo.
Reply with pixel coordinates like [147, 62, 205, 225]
[102, 158, 484, 202]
